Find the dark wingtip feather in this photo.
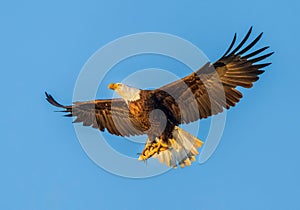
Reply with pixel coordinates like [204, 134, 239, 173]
[221, 33, 237, 58]
[228, 27, 253, 56]
[237, 32, 263, 55]
[45, 92, 65, 108]
[241, 46, 270, 59]
[254, 63, 272, 69]
[64, 114, 73, 117]
[248, 52, 274, 64]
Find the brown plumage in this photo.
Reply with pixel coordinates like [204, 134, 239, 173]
[46, 27, 273, 168]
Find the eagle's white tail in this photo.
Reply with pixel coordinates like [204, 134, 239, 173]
[139, 126, 203, 168]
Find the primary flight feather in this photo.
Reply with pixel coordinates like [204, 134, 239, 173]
[46, 27, 272, 168]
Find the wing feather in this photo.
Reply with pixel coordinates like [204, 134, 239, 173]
[158, 27, 273, 123]
[45, 92, 143, 136]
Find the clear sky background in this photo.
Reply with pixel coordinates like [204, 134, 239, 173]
[1, 0, 300, 210]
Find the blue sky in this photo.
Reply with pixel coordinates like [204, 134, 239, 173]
[1, 0, 300, 209]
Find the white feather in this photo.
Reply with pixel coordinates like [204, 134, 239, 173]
[114, 83, 141, 102]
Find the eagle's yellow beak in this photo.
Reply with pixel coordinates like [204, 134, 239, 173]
[108, 83, 118, 90]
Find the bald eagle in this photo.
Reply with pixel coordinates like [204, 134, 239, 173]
[46, 27, 272, 168]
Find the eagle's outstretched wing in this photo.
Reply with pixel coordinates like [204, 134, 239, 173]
[158, 27, 273, 124]
[45, 92, 143, 136]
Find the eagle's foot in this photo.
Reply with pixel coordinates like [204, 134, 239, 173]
[138, 140, 169, 161]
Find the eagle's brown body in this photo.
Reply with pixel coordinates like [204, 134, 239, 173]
[129, 90, 180, 141]
[46, 27, 273, 168]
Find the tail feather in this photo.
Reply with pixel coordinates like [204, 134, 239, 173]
[139, 126, 203, 168]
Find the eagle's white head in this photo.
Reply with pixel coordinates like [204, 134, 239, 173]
[108, 83, 141, 102]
